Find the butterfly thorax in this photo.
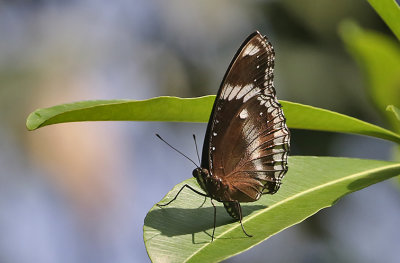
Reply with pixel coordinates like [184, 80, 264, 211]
[192, 168, 230, 202]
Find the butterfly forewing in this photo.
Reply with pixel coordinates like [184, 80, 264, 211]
[202, 31, 290, 203]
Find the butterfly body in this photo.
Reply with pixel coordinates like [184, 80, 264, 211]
[193, 168, 229, 201]
[193, 168, 257, 203]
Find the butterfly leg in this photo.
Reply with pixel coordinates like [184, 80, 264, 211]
[198, 196, 207, 208]
[210, 199, 217, 241]
[157, 184, 208, 207]
[236, 201, 253, 238]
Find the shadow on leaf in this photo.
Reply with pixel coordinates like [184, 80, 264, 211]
[328, 166, 400, 206]
[347, 166, 400, 191]
[144, 204, 265, 238]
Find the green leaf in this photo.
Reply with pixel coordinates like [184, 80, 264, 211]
[339, 20, 400, 132]
[143, 156, 400, 263]
[26, 96, 214, 130]
[281, 100, 400, 144]
[367, 0, 400, 41]
[387, 105, 400, 122]
[26, 96, 400, 143]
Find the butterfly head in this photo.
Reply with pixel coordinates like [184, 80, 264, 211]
[192, 168, 210, 192]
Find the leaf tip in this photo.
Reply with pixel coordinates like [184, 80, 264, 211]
[26, 110, 43, 131]
[338, 19, 362, 42]
[386, 105, 400, 122]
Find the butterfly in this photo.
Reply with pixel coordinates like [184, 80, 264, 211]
[157, 31, 290, 241]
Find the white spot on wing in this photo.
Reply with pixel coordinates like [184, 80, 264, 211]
[272, 155, 279, 161]
[272, 148, 282, 153]
[274, 129, 287, 138]
[242, 44, 260, 56]
[253, 159, 264, 170]
[228, 85, 241, 101]
[239, 109, 249, 119]
[273, 136, 285, 144]
[223, 84, 233, 99]
[243, 87, 261, 102]
[274, 114, 284, 123]
[236, 84, 254, 99]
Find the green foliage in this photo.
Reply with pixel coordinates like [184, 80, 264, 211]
[26, 97, 400, 143]
[144, 157, 400, 263]
[367, 0, 400, 41]
[26, 96, 214, 130]
[339, 20, 400, 132]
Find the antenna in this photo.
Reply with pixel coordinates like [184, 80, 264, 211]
[156, 134, 199, 168]
[193, 134, 201, 165]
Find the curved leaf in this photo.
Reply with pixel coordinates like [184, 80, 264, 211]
[26, 96, 400, 144]
[143, 156, 400, 263]
[367, 0, 400, 41]
[281, 100, 400, 143]
[26, 96, 214, 130]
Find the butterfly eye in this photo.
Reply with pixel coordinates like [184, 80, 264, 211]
[192, 168, 201, 179]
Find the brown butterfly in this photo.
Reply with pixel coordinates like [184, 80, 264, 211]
[157, 31, 290, 241]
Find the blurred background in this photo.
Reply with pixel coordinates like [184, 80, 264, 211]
[1, 0, 399, 262]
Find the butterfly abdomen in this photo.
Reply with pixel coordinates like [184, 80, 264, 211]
[223, 202, 241, 220]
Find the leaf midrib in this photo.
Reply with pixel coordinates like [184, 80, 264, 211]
[184, 162, 400, 262]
